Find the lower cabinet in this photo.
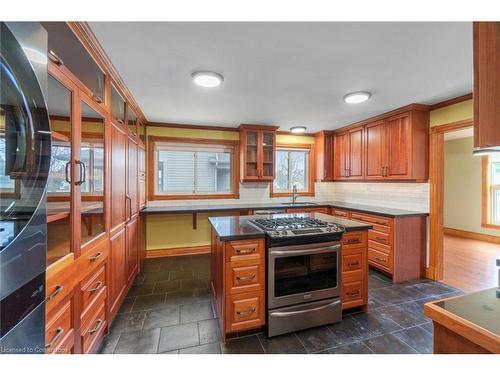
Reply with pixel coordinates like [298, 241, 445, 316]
[109, 228, 127, 320]
[332, 208, 427, 282]
[126, 216, 139, 284]
[285, 207, 329, 214]
[341, 231, 368, 310]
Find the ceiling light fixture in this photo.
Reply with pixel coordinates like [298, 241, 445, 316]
[191, 71, 224, 88]
[290, 126, 307, 134]
[343, 91, 371, 104]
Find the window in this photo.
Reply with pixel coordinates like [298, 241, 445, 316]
[150, 137, 239, 200]
[271, 144, 314, 196]
[483, 155, 500, 228]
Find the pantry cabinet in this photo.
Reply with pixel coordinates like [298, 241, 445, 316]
[239, 124, 278, 181]
[473, 22, 500, 149]
[44, 23, 146, 354]
[333, 105, 429, 182]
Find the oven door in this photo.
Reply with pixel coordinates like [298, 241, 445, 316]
[268, 241, 341, 309]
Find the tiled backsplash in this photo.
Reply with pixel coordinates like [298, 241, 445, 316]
[148, 181, 429, 212]
[330, 182, 429, 212]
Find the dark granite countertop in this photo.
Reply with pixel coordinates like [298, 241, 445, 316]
[431, 288, 500, 337]
[208, 212, 373, 241]
[141, 201, 428, 218]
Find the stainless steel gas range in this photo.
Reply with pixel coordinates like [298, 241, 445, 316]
[249, 217, 345, 337]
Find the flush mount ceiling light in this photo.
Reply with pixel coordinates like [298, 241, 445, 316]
[191, 71, 224, 88]
[343, 91, 372, 104]
[290, 126, 307, 134]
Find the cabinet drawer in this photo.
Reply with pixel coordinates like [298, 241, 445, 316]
[225, 239, 264, 262]
[226, 262, 264, 294]
[226, 291, 265, 333]
[45, 300, 73, 354]
[342, 278, 365, 310]
[368, 230, 390, 246]
[79, 238, 109, 275]
[351, 212, 391, 233]
[81, 282, 107, 330]
[80, 265, 106, 315]
[368, 239, 391, 255]
[341, 231, 366, 249]
[46, 262, 77, 315]
[368, 248, 392, 272]
[331, 209, 349, 217]
[342, 250, 363, 273]
[81, 302, 106, 353]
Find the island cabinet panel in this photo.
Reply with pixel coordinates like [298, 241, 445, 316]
[473, 22, 500, 149]
[341, 231, 368, 310]
[210, 232, 266, 339]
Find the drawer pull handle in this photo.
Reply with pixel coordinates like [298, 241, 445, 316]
[346, 290, 360, 297]
[375, 257, 386, 263]
[47, 285, 64, 301]
[235, 248, 255, 255]
[346, 239, 360, 244]
[236, 274, 256, 282]
[375, 237, 386, 242]
[89, 319, 104, 335]
[236, 307, 256, 317]
[88, 281, 104, 293]
[45, 327, 64, 348]
[89, 252, 103, 261]
[376, 221, 387, 225]
[347, 261, 360, 267]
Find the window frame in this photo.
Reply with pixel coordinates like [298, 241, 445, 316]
[481, 155, 500, 229]
[270, 143, 315, 197]
[148, 136, 240, 200]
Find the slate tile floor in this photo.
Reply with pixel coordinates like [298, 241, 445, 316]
[100, 254, 463, 354]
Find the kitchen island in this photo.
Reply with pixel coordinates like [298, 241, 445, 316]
[208, 212, 372, 340]
[424, 288, 500, 353]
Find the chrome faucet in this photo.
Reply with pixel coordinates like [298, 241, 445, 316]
[292, 184, 298, 204]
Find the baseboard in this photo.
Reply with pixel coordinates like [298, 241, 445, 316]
[443, 227, 500, 244]
[146, 245, 211, 258]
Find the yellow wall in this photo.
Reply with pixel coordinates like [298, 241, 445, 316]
[444, 137, 499, 236]
[430, 99, 473, 127]
[145, 125, 315, 251]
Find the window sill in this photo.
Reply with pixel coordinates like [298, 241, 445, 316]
[149, 193, 240, 201]
[481, 222, 500, 230]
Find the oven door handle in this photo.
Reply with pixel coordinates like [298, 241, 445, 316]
[270, 244, 340, 257]
[269, 300, 341, 317]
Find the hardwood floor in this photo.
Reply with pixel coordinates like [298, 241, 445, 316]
[443, 234, 500, 292]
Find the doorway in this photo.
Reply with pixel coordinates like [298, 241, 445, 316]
[428, 119, 500, 292]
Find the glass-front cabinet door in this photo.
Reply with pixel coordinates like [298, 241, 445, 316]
[111, 85, 125, 125]
[46, 74, 73, 266]
[127, 107, 137, 138]
[244, 130, 259, 179]
[261, 131, 275, 180]
[79, 101, 106, 247]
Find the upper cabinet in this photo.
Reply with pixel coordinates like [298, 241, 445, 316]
[42, 22, 105, 104]
[315, 131, 333, 181]
[333, 126, 364, 180]
[111, 85, 126, 125]
[473, 22, 500, 149]
[333, 105, 429, 182]
[127, 107, 138, 138]
[239, 125, 278, 182]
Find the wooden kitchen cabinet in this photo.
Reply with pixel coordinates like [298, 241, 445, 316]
[239, 124, 278, 182]
[138, 146, 146, 209]
[333, 105, 429, 182]
[43, 23, 145, 354]
[333, 126, 364, 180]
[473, 22, 500, 149]
[315, 130, 334, 181]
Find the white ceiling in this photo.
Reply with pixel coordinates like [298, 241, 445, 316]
[444, 127, 473, 141]
[89, 22, 472, 132]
